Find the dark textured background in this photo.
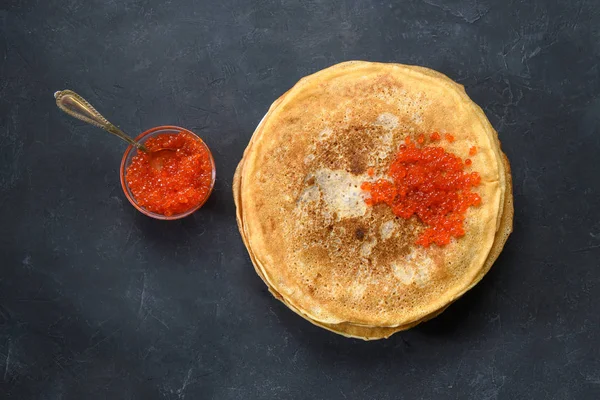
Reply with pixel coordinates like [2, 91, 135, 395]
[1, 0, 599, 398]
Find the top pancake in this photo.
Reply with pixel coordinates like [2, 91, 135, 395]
[237, 61, 508, 328]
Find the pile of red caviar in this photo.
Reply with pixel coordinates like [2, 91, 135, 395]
[362, 133, 481, 247]
[126, 132, 214, 216]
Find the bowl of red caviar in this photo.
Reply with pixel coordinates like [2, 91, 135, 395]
[120, 125, 216, 220]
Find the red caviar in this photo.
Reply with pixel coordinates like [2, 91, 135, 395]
[430, 132, 441, 141]
[445, 133, 455, 142]
[469, 146, 478, 156]
[367, 167, 375, 177]
[465, 159, 472, 166]
[417, 134, 425, 144]
[361, 139, 481, 247]
[126, 132, 214, 216]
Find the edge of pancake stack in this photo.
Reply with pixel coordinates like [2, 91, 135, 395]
[234, 61, 513, 340]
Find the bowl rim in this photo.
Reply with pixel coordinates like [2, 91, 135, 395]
[119, 125, 216, 220]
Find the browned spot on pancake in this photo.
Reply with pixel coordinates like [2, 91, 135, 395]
[312, 123, 379, 173]
[350, 152, 365, 174]
[355, 227, 365, 240]
[367, 205, 421, 272]
[429, 251, 449, 280]
[285, 116, 300, 125]
[268, 218, 276, 232]
[375, 73, 401, 88]
[292, 201, 425, 287]
[298, 242, 330, 269]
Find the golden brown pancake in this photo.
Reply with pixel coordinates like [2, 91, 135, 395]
[235, 61, 512, 338]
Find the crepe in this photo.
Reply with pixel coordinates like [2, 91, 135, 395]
[234, 61, 513, 339]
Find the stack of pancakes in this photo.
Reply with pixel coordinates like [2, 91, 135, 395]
[234, 61, 513, 340]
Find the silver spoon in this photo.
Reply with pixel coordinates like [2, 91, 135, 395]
[54, 90, 176, 170]
[55, 90, 177, 170]
[54, 89, 152, 153]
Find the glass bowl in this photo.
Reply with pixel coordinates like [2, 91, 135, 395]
[120, 125, 216, 220]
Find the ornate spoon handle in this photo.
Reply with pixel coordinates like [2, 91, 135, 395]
[54, 89, 148, 152]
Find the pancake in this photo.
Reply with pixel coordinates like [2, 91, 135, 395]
[235, 61, 512, 337]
